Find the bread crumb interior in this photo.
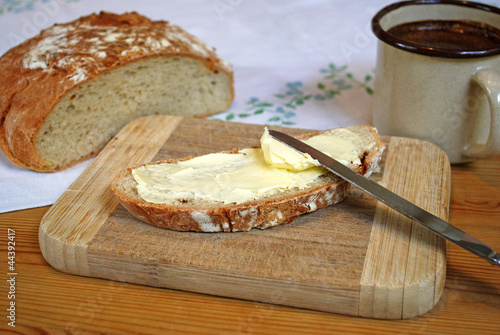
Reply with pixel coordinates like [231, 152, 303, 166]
[35, 56, 232, 169]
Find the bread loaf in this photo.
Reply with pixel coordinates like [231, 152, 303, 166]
[0, 12, 234, 172]
[111, 126, 385, 232]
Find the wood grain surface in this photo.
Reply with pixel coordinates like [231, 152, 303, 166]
[37, 116, 449, 320]
[0, 118, 499, 334]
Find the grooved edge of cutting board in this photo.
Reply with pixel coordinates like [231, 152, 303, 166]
[39, 115, 450, 319]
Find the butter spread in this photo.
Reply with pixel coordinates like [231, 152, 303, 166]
[132, 127, 373, 205]
[132, 149, 326, 205]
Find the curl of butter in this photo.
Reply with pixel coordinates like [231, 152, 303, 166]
[261, 127, 321, 171]
[261, 127, 364, 171]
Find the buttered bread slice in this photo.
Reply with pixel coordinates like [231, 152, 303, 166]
[111, 126, 384, 232]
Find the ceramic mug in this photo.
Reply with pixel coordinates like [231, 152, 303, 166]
[371, 0, 500, 164]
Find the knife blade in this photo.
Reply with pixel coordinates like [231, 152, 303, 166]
[268, 129, 500, 266]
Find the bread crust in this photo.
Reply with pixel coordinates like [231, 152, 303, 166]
[0, 12, 234, 172]
[111, 126, 385, 232]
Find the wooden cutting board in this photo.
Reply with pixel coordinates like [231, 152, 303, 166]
[39, 115, 450, 319]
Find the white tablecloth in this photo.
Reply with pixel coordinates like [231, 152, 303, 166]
[2, 0, 496, 213]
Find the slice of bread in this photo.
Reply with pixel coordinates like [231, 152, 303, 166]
[0, 12, 233, 172]
[111, 126, 385, 232]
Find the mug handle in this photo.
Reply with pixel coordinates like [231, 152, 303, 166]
[464, 70, 500, 159]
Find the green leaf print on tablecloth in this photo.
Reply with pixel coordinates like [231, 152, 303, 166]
[213, 63, 374, 126]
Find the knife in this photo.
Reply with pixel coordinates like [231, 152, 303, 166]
[268, 129, 500, 266]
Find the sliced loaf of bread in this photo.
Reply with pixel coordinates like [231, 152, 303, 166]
[0, 12, 233, 172]
[111, 126, 384, 232]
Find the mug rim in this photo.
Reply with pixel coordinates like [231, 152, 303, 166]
[371, 0, 500, 58]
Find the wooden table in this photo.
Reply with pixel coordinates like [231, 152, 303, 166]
[1, 155, 499, 334]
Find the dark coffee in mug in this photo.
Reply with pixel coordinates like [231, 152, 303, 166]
[387, 20, 500, 51]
